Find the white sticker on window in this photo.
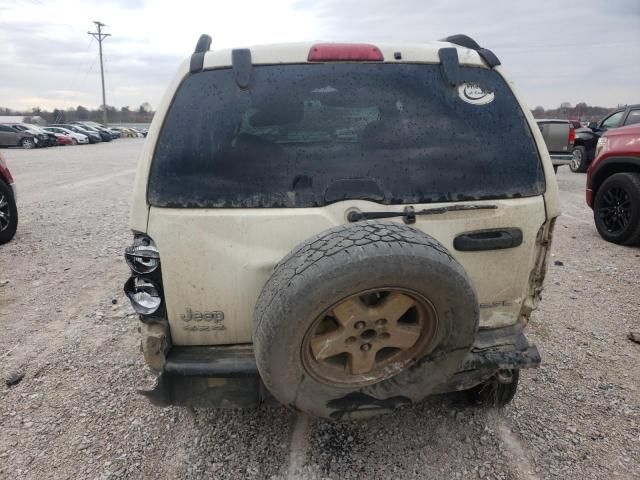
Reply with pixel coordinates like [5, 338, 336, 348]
[458, 83, 495, 105]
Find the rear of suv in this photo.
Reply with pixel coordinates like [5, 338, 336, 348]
[126, 35, 560, 419]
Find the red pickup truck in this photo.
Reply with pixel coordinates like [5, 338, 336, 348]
[586, 124, 640, 245]
[0, 152, 18, 244]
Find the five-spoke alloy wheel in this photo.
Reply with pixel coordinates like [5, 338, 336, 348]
[302, 288, 438, 386]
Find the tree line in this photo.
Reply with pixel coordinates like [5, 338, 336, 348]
[531, 102, 621, 122]
[0, 101, 624, 125]
[0, 104, 154, 125]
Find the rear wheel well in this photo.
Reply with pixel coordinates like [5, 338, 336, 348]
[592, 159, 640, 199]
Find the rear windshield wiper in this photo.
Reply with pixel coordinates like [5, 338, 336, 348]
[347, 204, 498, 224]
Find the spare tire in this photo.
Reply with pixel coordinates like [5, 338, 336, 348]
[254, 221, 478, 419]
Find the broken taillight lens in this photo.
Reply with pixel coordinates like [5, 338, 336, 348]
[124, 233, 164, 318]
[125, 277, 162, 315]
[125, 238, 160, 274]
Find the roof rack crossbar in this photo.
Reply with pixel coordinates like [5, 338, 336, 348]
[190, 34, 212, 74]
[440, 34, 501, 68]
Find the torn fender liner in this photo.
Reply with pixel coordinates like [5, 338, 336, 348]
[462, 323, 541, 371]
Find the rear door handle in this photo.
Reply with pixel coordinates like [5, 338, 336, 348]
[453, 228, 523, 251]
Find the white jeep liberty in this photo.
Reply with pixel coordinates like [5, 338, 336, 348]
[125, 34, 560, 420]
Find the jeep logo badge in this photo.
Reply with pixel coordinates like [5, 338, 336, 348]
[458, 83, 495, 105]
[181, 308, 225, 331]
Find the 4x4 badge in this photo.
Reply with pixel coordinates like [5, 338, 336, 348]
[458, 83, 495, 105]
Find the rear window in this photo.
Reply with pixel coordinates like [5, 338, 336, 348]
[149, 63, 544, 208]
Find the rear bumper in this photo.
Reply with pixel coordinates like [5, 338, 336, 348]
[140, 324, 540, 408]
[550, 153, 573, 166]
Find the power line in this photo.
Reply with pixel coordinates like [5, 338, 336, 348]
[87, 20, 111, 126]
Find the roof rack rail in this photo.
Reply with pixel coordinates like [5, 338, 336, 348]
[440, 34, 501, 68]
[232, 49, 252, 89]
[190, 34, 212, 74]
[438, 48, 460, 86]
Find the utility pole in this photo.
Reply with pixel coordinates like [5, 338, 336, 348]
[88, 21, 111, 126]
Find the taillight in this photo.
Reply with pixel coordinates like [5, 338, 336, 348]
[125, 277, 162, 315]
[568, 126, 575, 145]
[308, 43, 384, 62]
[124, 234, 164, 318]
[125, 237, 160, 274]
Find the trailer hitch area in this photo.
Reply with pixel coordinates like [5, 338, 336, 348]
[139, 373, 269, 409]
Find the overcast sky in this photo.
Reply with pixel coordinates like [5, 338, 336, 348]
[0, 0, 638, 111]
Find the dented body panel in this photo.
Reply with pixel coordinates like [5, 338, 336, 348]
[148, 196, 547, 345]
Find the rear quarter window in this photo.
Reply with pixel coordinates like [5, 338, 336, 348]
[149, 63, 544, 208]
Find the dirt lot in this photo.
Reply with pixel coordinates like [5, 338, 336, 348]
[0, 140, 638, 480]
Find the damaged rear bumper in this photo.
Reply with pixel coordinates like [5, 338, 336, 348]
[140, 324, 540, 408]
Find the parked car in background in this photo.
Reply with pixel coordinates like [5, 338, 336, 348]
[589, 104, 640, 132]
[43, 126, 89, 145]
[107, 126, 148, 138]
[53, 132, 73, 146]
[130, 127, 147, 137]
[536, 119, 575, 172]
[71, 122, 113, 142]
[0, 152, 17, 244]
[110, 126, 137, 137]
[586, 124, 640, 245]
[9, 124, 51, 147]
[14, 124, 56, 147]
[76, 120, 105, 130]
[107, 128, 121, 139]
[0, 124, 41, 149]
[52, 124, 102, 144]
[572, 104, 640, 173]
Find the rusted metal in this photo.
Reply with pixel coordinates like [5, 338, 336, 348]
[140, 320, 171, 372]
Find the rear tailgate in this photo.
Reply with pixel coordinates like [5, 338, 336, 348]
[538, 121, 571, 153]
[144, 60, 550, 346]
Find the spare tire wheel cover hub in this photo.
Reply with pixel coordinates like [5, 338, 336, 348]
[302, 288, 438, 386]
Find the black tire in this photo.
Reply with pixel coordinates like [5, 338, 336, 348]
[20, 137, 35, 149]
[466, 370, 519, 407]
[593, 172, 640, 246]
[0, 180, 18, 245]
[254, 221, 479, 420]
[72, 138, 78, 145]
[570, 146, 588, 173]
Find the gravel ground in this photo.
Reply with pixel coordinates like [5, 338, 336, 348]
[0, 141, 638, 480]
